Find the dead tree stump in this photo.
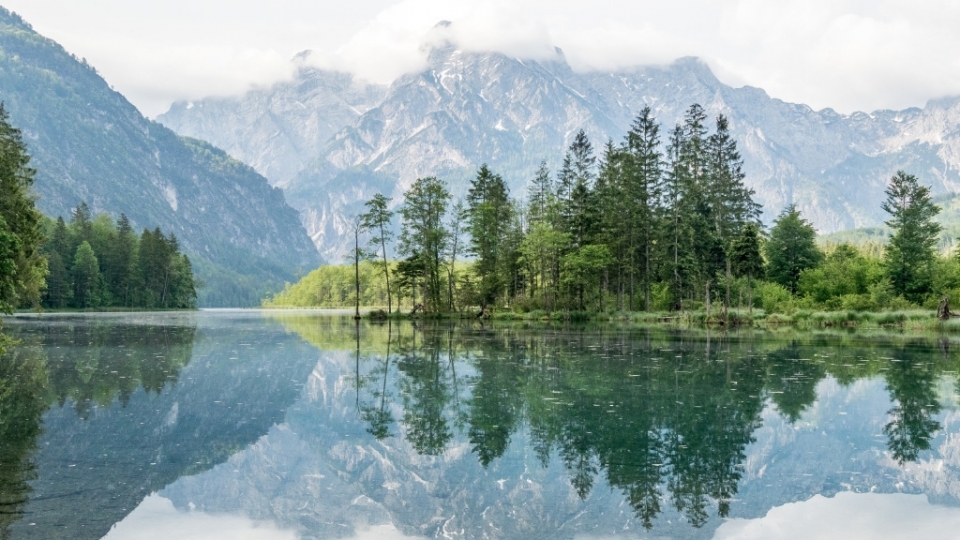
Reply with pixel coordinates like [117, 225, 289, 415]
[937, 296, 960, 321]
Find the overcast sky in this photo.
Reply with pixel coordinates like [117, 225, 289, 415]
[4, 0, 960, 117]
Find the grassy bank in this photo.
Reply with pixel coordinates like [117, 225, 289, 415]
[300, 305, 960, 333]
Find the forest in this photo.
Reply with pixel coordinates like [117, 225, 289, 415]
[267, 103, 957, 318]
[40, 203, 197, 310]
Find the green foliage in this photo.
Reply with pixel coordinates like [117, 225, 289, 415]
[398, 176, 450, 312]
[264, 260, 395, 309]
[38, 206, 197, 309]
[0, 103, 46, 314]
[765, 205, 823, 294]
[882, 171, 942, 302]
[756, 281, 794, 314]
[466, 164, 512, 306]
[360, 193, 395, 314]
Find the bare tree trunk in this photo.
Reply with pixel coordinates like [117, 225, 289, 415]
[644, 243, 651, 312]
[725, 257, 731, 321]
[354, 220, 362, 320]
[705, 280, 711, 320]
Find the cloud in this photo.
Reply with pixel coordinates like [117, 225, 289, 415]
[103, 494, 420, 540]
[6, 0, 960, 115]
[713, 491, 960, 540]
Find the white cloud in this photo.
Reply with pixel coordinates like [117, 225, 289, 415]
[103, 494, 419, 540]
[713, 491, 960, 540]
[5, 0, 960, 116]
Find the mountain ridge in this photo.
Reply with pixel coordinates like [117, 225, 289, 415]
[0, 7, 321, 305]
[159, 33, 960, 261]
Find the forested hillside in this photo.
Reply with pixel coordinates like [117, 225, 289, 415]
[0, 8, 320, 306]
[41, 204, 196, 310]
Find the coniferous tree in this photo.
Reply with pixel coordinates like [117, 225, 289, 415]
[72, 241, 100, 308]
[528, 161, 554, 225]
[765, 205, 823, 294]
[466, 164, 512, 310]
[0, 103, 46, 313]
[623, 107, 663, 310]
[729, 223, 765, 315]
[110, 214, 138, 307]
[361, 194, 395, 313]
[40, 216, 74, 308]
[660, 124, 697, 309]
[71, 202, 93, 245]
[683, 105, 723, 303]
[705, 114, 761, 313]
[558, 130, 598, 248]
[595, 140, 629, 307]
[882, 171, 942, 301]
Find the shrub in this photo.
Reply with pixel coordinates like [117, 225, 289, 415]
[756, 281, 794, 314]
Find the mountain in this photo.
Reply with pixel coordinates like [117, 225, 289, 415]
[0, 8, 321, 306]
[159, 54, 387, 189]
[160, 31, 960, 261]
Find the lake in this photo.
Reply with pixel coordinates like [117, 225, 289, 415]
[2, 310, 960, 539]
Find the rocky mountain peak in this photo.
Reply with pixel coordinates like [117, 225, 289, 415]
[161, 42, 960, 261]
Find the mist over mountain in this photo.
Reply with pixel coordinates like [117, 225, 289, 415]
[0, 8, 320, 306]
[160, 33, 960, 261]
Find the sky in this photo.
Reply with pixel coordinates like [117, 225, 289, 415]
[4, 0, 960, 118]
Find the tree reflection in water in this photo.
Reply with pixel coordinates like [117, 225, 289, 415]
[353, 325, 960, 530]
[0, 321, 195, 538]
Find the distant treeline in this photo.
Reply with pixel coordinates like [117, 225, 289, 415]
[40, 203, 197, 309]
[269, 102, 958, 316]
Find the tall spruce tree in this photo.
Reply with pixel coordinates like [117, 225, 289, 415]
[72, 241, 100, 308]
[111, 214, 138, 307]
[660, 124, 696, 309]
[558, 130, 598, 248]
[705, 114, 761, 313]
[680, 104, 724, 307]
[623, 107, 663, 311]
[466, 164, 512, 310]
[881, 171, 942, 301]
[765, 205, 823, 294]
[596, 140, 629, 308]
[528, 161, 554, 225]
[0, 103, 46, 313]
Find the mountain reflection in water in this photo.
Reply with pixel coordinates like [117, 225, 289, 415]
[2, 313, 960, 540]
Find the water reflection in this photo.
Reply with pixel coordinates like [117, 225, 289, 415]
[326, 323, 960, 530]
[5, 314, 960, 539]
[0, 313, 318, 540]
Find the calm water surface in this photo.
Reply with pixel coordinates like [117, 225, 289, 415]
[3, 311, 960, 539]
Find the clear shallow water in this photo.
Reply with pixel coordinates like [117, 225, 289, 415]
[3, 312, 960, 539]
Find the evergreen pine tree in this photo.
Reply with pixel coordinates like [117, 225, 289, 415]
[71, 241, 100, 308]
[0, 103, 46, 312]
[660, 124, 696, 309]
[882, 171, 942, 301]
[466, 164, 512, 309]
[558, 130, 598, 248]
[765, 205, 823, 294]
[528, 161, 554, 225]
[111, 214, 138, 307]
[623, 107, 663, 311]
[705, 114, 761, 313]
